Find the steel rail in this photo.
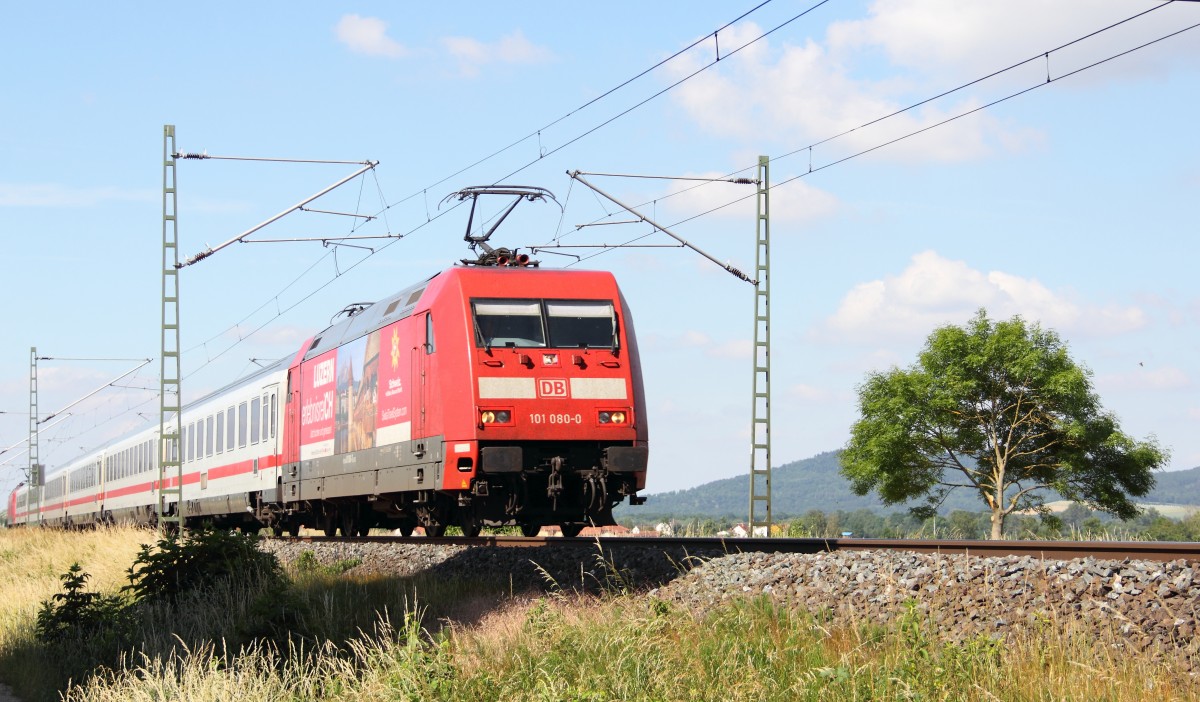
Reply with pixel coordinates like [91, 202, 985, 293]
[272, 535, 1200, 563]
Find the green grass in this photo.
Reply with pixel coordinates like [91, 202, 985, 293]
[2, 527, 1198, 701]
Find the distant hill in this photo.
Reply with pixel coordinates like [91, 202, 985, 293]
[623, 450, 1200, 520]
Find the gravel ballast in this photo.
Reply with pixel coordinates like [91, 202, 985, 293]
[261, 539, 1199, 667]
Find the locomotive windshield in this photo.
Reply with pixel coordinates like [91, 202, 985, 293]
[473, 299, 616, 349]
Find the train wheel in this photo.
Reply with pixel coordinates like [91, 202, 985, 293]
[560, 523, 584, 538]
[459, 512, 482, 538]
[287, 522, 301, 538]
[321, 514, 337, 537]
[339, 511, 359, 537]
[425, 523, 447, 538]
[520, 522, 541, 537]
[398, 519, 416, 538]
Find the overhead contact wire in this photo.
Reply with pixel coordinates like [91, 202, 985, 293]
[579, 0, 1181, 229]
[571, 16, 1200, 262]
[382, 0, 782, 211]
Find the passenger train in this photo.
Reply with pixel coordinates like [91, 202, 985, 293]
[7, 263, 648, 537]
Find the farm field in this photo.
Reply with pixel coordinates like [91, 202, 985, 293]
[1, 527, 1198, 701]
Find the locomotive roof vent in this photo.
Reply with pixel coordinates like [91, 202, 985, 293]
[441, 185, 560, 268]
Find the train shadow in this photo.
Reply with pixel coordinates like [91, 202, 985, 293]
[0, 539, 725, 701]
[279, 538, 728, 632]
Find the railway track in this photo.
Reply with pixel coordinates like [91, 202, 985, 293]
[275, 534, 1200, 563]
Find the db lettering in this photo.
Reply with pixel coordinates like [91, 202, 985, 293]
[538, 379, 568, 398]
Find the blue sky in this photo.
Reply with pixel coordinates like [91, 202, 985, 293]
[1, 1, 1197, 500]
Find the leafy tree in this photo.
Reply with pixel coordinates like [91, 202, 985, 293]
[946, 510, 986, 539]
[841, 310, 1167, 539]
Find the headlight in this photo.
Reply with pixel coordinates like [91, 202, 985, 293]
[598, 411, 628, 425]
[480, 410, 512, 425]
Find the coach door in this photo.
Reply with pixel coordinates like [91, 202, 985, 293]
[263, 383, 280, 466]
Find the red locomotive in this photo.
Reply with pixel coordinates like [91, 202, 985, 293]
[280, 262, 649, 537]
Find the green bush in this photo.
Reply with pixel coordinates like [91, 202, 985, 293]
[123, 526, 283, 604]
[35, 563, 133, 646]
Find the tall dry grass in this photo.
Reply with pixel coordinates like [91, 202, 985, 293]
[60, 594, 1200, 701]
[5, 527, 1198, 701]
[0, 525, 150, 645]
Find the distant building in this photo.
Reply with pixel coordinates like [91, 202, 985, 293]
[730, 523, 767, 538]
[539, 524, 631, 537]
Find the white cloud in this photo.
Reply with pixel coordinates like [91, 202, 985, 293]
[827, 0, 1197, 84]
[335, 14, 408, 59]
[667, 2, 1196, 163]
[442, 30, 552, 77]
[668, 22, 1038, 163]
[820, 250, 1147, 343]
[0, 183, 154, 207]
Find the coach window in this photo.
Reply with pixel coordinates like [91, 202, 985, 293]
[472, 300, 544, 348]
[216, 413, 224, 454]
[206, 416, 214, 457]
[197, 420, 205, 462]
[238, 402, 248, 449]
[260, 394, 269, 442]
[251, 397, 261, 444]
[546, 300, 617, 349]
[270, 393, 277, 438]
[226, 407, 235, 451]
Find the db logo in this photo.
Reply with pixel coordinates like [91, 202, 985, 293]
[538, 378, 569, 398]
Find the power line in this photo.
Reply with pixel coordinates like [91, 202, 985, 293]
[383, 1, 783, 211]
[174, 3, 834, 376]
[572, 0, 1185, 234]
[566, 15, 1200, 264]
[486, 0, 835, 187]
